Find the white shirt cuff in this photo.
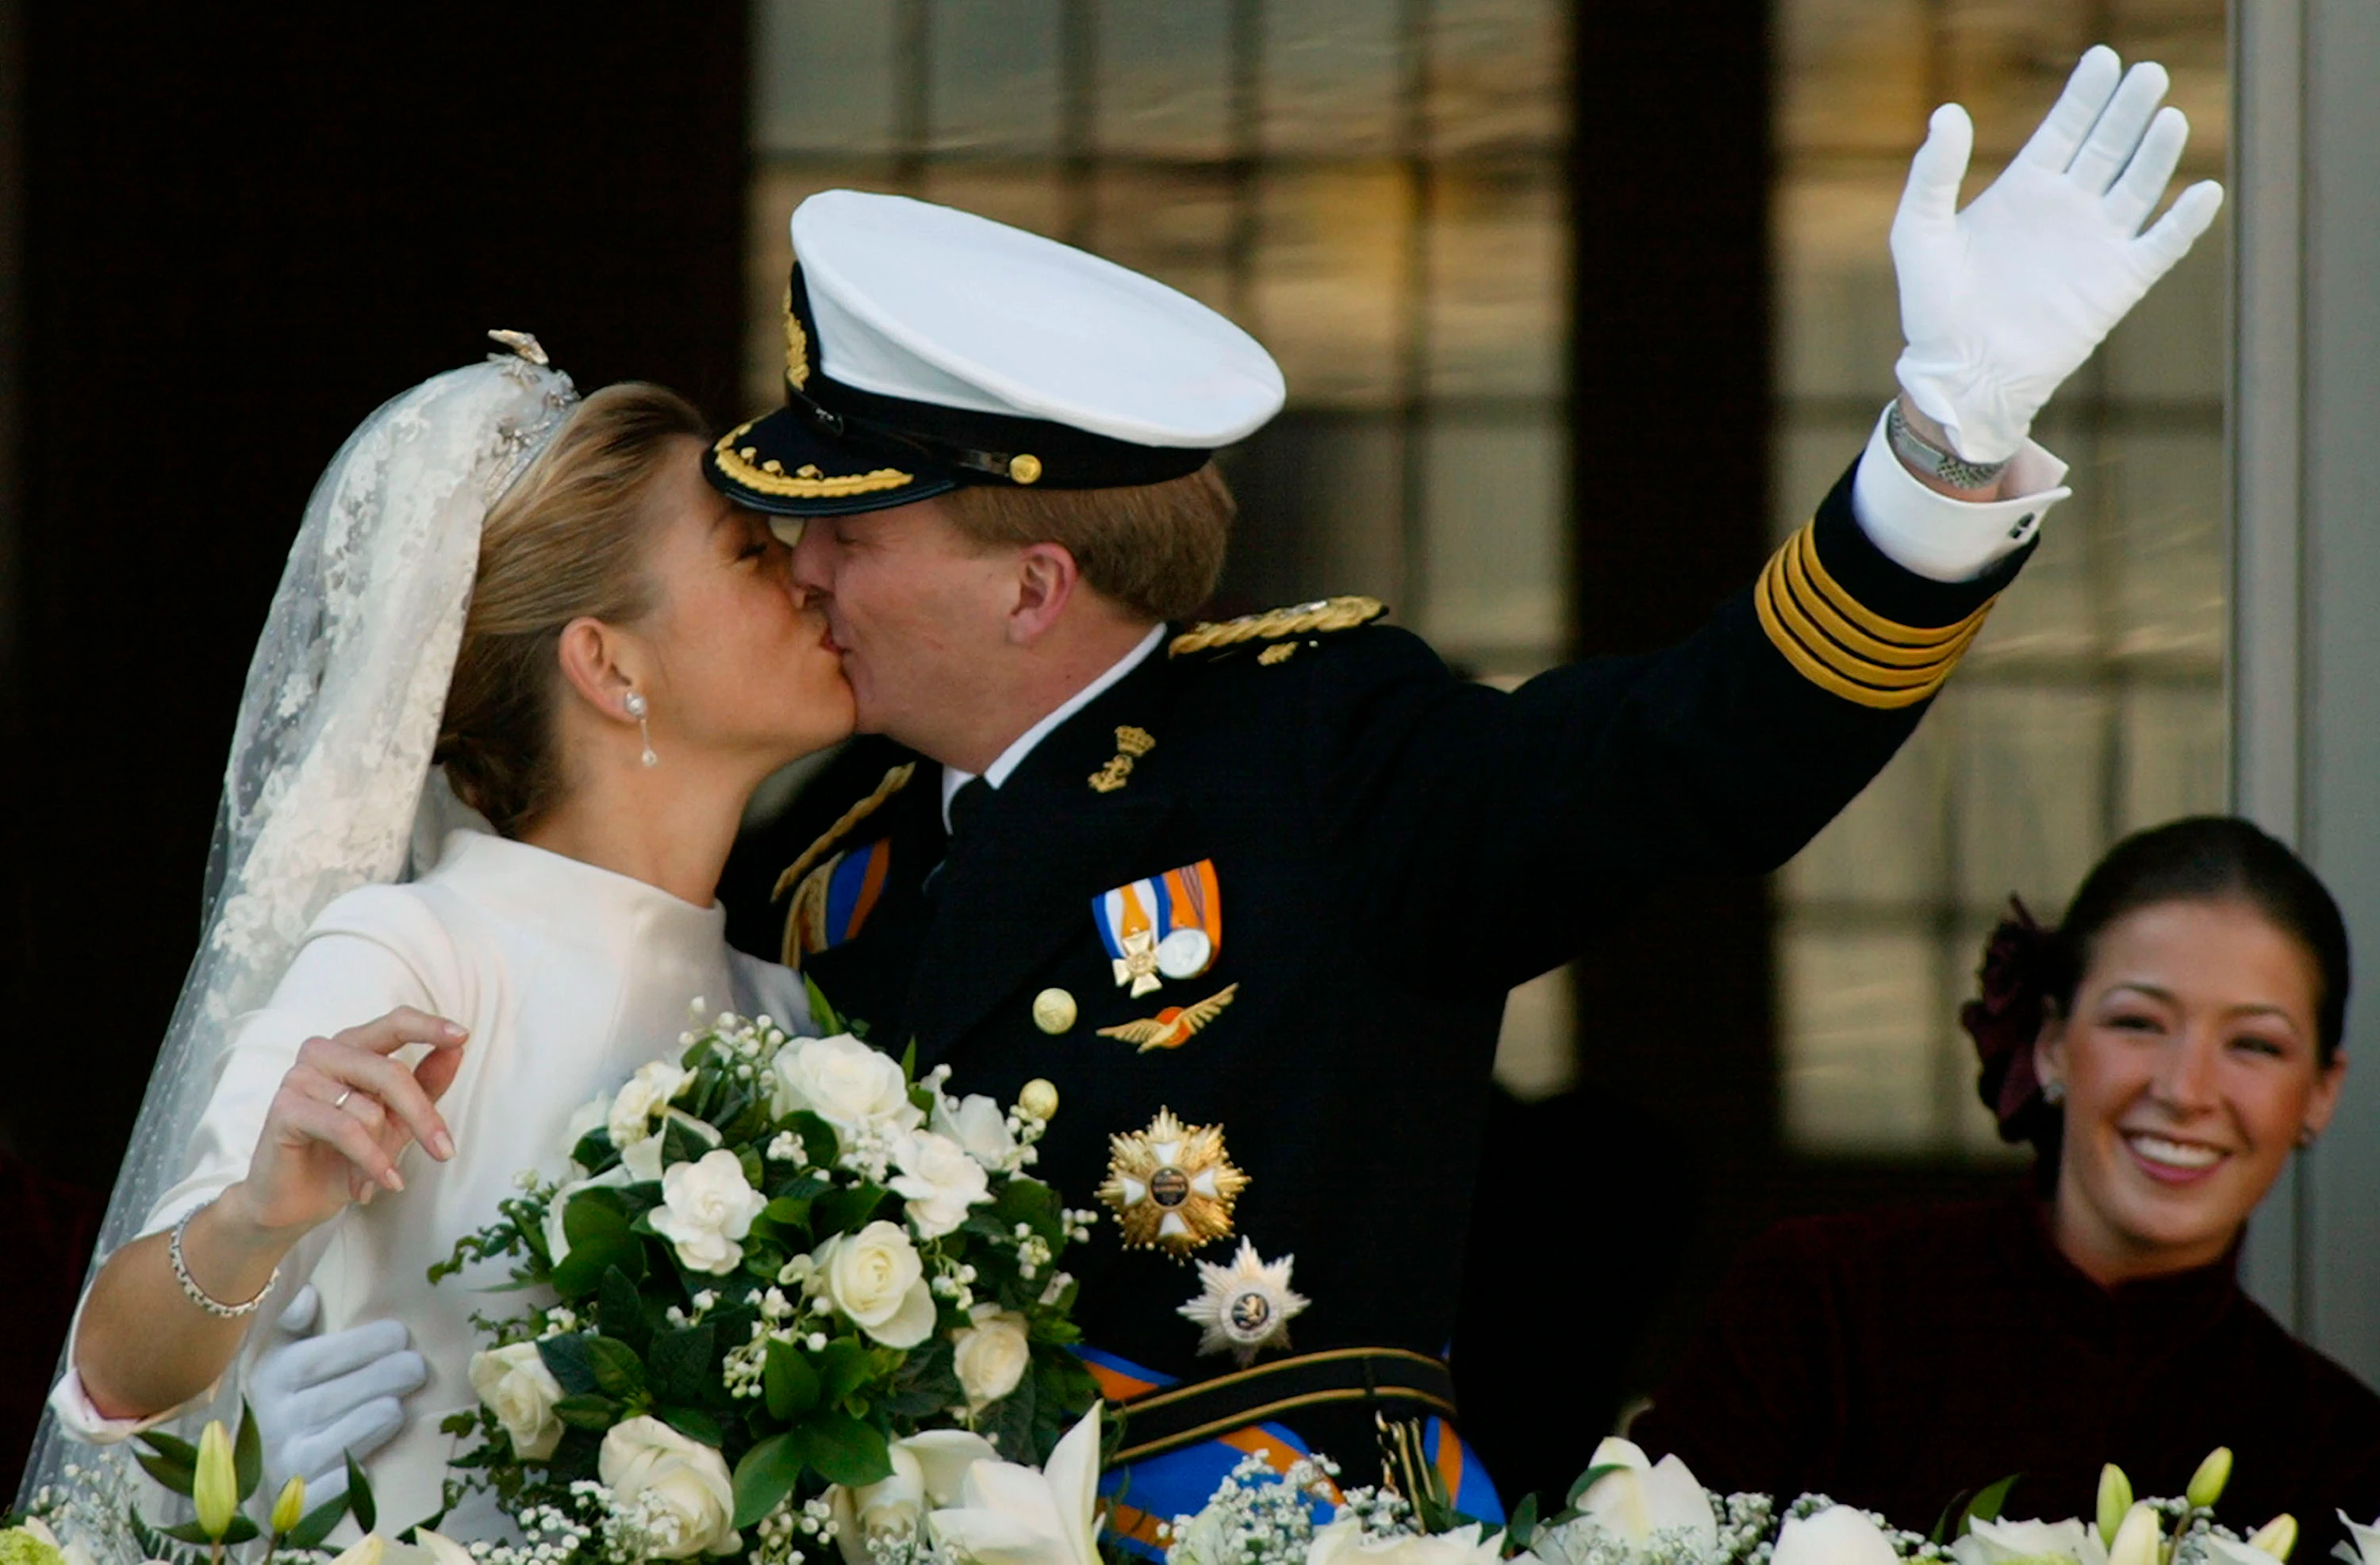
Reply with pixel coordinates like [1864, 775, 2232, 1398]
[1850, 406, 2073, 585]
[48, 1364, 189, 1444]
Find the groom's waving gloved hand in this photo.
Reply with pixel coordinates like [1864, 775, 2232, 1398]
[1892, 44, 2224, 464]
[251, 1284, 425, 1501]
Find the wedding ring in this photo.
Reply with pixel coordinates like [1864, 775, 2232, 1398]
[332, 1088, 355, 1110]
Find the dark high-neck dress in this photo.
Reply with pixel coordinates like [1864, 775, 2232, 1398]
[1630, 1197, 2380, 1560]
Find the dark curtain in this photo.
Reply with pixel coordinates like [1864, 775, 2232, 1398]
[1, 3, 750, 1477]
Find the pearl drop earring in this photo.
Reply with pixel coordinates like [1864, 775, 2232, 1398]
[624, 690, 657, 768]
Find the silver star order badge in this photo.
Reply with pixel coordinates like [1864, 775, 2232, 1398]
[1178, 1237, 1308, 1364]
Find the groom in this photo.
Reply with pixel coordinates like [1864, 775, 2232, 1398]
[263, 46, 2218, 1525]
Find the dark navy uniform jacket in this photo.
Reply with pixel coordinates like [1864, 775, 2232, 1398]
[717, 460, 2029, 1471]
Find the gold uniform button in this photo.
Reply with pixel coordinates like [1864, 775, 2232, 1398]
[1009, 452, 1044, 485]
[1032, 988, 1077, 1034]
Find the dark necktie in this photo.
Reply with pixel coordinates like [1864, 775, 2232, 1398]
[927, 778, 993, 896]
[946, 777, 992, 848]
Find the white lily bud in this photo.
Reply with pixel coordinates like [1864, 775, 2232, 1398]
[2098, 1464, 2136, 1549]
[2108, 1503, 2160, 1565]
[2187, 1447, 2234, 1509]
[2247, 1515, 2297, 1562]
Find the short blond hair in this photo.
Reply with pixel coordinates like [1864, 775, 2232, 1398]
[939, 462, 1234, 623]
[434, 383, 707, 836]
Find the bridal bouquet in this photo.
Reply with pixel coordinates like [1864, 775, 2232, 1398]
[1156, 1439, 2314, 1565]
[433, 999, 1101, 1563]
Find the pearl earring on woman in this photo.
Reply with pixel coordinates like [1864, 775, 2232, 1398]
[2040, 1078, 2067, 1106]
[624, 690, 657, 768]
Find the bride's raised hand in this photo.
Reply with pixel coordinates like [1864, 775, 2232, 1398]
[227, 1007, 470, 1236]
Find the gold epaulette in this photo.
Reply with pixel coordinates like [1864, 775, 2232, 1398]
[1756, 521, 1997, 709]
[1168, 596, 1387, 661]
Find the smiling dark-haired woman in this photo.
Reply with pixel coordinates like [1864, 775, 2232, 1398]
[1632, 817, 2380, 1555]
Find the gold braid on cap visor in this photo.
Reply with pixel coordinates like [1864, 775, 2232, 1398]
[711, 418, 914, 500]
[1755, 521, 1996, 709]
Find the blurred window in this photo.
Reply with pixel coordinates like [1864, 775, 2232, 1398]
[1772, 0, 2230, 1156]
[747, 0, 1576, 1093]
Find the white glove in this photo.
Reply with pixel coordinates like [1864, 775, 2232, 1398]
[248, 1286, 427, 1499]
[1892, 44, 2225, 463]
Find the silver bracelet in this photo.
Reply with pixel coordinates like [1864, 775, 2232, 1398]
[1887, 399, 2010, 491]
[169, 1203, 280, 1320]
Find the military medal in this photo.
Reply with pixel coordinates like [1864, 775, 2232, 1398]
[1097, 1107, 1248, 1255]
[1093, 860, 1222, 995]
[1178, 1238, 1307, 1364]
[1097, 983, 1238, 1053]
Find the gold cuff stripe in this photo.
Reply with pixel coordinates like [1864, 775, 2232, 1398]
[1755, 522, 1996, 710]
[1781, 527, 1985, 666]
[712, 419, 913, 500]
[1111, 1387, 1461, 1467]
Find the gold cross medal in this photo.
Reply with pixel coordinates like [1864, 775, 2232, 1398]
[1179, 1238, 1309, 1364]
[1092, 860, 1222, 996]
[1097, 1107, 1249, 1255]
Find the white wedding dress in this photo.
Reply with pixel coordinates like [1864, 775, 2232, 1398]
[49, 828, 809, 1531]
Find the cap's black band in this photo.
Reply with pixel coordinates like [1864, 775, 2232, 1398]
[1108, 1347, 1459, 1467]
[795, 370, 1212, 491]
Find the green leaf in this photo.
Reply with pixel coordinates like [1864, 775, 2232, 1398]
[732, 1433, 804, 1530]
[233, 1398, 263, 1500]
[659, 1405, 726, 1447]
[285, 1491, 354, 1552]
[814, 1183, 889, 1237]
[555, 1392, 624, 1431]
[797, 1414, 892, 1489]
[899, 1039, 918, 1082]
[134, 1447, 196, 1495]
[539, 1333, 601, 1395]
[651, 1322, 717, 1406]
[663, 1114, 724, 1170]
[760, 1194, 815, 1235]
[346, 1452, 378, 1534]
[1960, 1475, 2021, 1535]
[813, 1338, 873, 1407]
[1564, 1463, 1623, 1510]
[765, 1338, 821, 1421]
[1506, 1494, 1540, 1550]
[551, 1192, 647, 1296]
[585, 1334, 647, 1398]
[599, 1268, 651, 1356]
[804, 975, 843, 1036]
[137, 1431, 200, 1471]
[992, 1177, 1060, 1240]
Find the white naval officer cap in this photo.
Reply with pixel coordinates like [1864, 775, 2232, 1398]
[704, 190, 1287, 520]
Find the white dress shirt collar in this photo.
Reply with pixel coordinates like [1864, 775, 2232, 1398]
[940, 623, 1168, 830]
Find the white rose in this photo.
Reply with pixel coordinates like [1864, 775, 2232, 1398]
[609, 1061, 692, 1152]
[829, 1431, 997, 1565]
[466, 1341, 566, 1460]
[932, 1095, 1019, 1171]
[649, 1150, 767, 1276]
[951, 1304, 1031, 1410]
[816, 1220, 937, 1348]
[927, 1405, 1104, 1565]
[544, 1163, 635, 1269]
[1572, 1437, 1716, 1551]
[889, 1130, 992, 1239]
[1951, 1517, 2104, 1565]
[599, 1415, 740, 1559]
[769, 1035, 922, 1135]
[1306, 1521, 1519, 1565]
[1772, 1507, 1901, 1565]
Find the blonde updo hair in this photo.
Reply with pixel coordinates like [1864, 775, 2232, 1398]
[435, 382, 708, 837]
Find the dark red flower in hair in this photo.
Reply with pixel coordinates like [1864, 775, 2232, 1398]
[1960, 897, 2053, 1136]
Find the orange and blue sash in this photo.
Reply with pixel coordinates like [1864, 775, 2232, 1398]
[792, 839, 892, 957]
[1080, 1346, 1500, 1558]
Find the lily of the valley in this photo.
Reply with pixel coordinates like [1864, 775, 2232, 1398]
[926, 1403, 1103, 1565]
[1573, 1437, 1718, 1551]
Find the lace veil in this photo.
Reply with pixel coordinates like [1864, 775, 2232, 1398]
[21, 338, 579, 1506]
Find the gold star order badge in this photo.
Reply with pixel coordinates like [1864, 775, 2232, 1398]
[1097, 1107, 1249, 1256]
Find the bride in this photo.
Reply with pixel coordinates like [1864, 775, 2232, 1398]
[33, 338, 854, 1530]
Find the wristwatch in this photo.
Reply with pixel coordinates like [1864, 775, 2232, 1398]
[1887, 400, 2010, 492]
